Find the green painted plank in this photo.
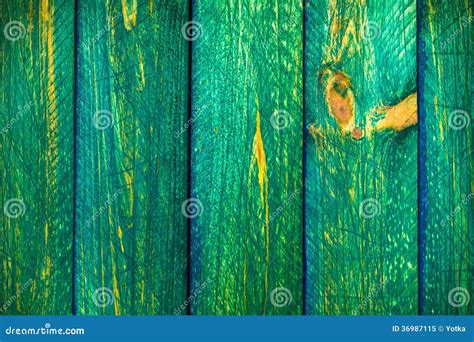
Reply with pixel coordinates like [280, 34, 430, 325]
[305, 0, 418, 315]
[191, 0, 303, 315]
[1, 0, 75, 314]
[75, 0, 189, 314]
[420, 0, 473, 315]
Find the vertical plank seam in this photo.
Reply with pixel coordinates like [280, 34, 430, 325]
[302, 0, 307, 316]
[416, 0, 427, 316]
[72, 0, 79, 316]
[186, 0, 193, 316]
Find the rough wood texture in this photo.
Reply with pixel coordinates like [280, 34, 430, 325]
[420, 0, 473, 315]
[75, 0, 189, 314]
[304, 0, 418, 315]
[190, 0, 304, 315]
[1, 0, 472, 317]
[1, 0, 75, 314]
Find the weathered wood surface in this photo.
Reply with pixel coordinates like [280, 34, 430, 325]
[420, 0, 473, 315]
[75, 0, 189, 314]
[1, 0, 75, 314]
[1, 0, 471, 317]
[304, 0, 419, 315]
[190, 0, 304, 315]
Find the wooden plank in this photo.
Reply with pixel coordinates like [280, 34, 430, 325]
[1, 0, 75, 314]
[75, 0, 189, 314]
[420, 0, 473, 315]
[304, 0, 418, 314]
[191, 0, 304, 314]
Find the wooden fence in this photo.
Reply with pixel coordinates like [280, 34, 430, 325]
[1, 0, 472, 315]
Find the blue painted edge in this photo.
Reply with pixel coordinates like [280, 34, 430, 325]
[72, 0, 79, 316]
[417, 0, 428, 315]
[302, 0, 308, 316]
[0, 316, 472, 342]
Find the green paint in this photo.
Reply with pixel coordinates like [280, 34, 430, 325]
[1, 0, 471, 317]
[191, 0, 304, 315]
[75, 0, 189, 314]
[420, 0, 473, 315]
[304, 0, 418, 315]
[1, 0, 75, 314]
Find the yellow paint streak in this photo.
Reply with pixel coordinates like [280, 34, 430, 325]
[38, 0, 58, 306]
[46, 256, 51, 278]
[348, 188, 355, 202]
[44, 222, 49, 245]
[124, 172, 134, 218]
[434, 96, 444, 140]
[100, 244, 105, 308]
[41, 0, 49, 23]
[27, 2, 33, 54]
[40, 0, 58, 253]
[118, 225, 125, 253]
[121, 0, 137, 30]
[108, 198, 113, 225]
[149, 0, 153, 16]
[109, 237, 121, 314]
[137, 45, 146, 90]
[243, 253, 247, 308]
[324, 0, 356, 65]
[42, 257, 51, 302]
[427, 0, 442, 91]
[31, 280, 37, 300]
[308, 124, 326, 151]
[248, 97, 270, 312]
[45, 1, 58, 152]
[324, 231, 333, 246]
[112, 272, 120, 314]
[225, 285, 230, 315]
[252, 110, 268, 206]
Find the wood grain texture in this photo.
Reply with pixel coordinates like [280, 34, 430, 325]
[1, 0, 75, 314]
[420, 0, 473, 315]
[304, 0, 418, 315]
[75, 0, 189, 314]
[190, 0, 304, 315]
[1, 0, 471, 317]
